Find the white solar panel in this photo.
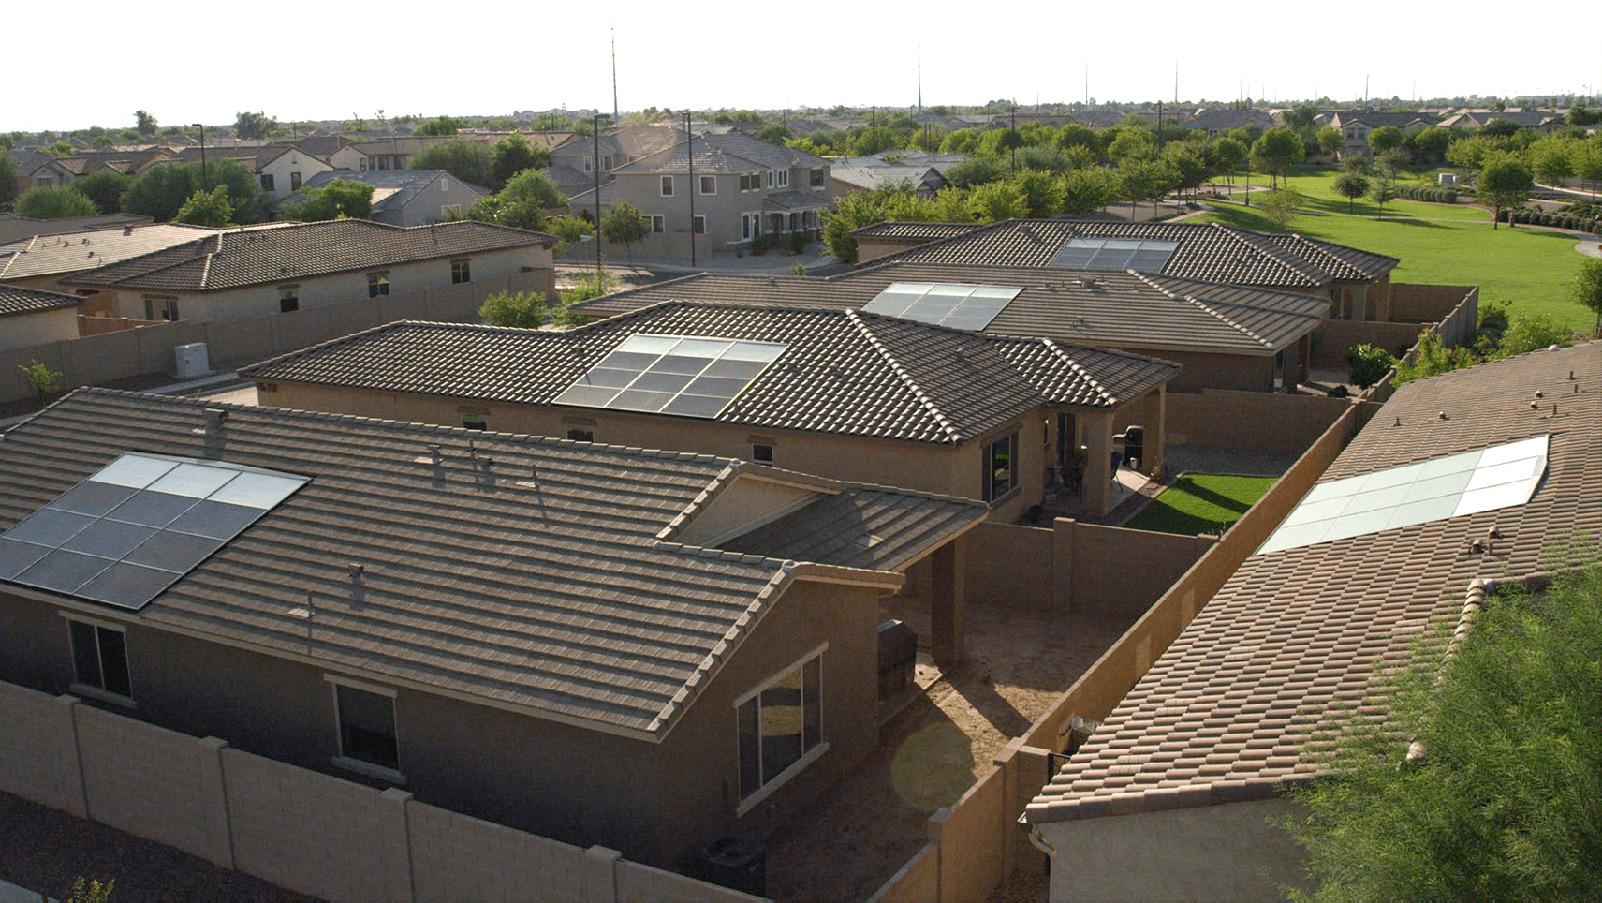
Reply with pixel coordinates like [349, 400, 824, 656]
[861, 282, 1022, 331]
[1256, 435, 1549, 556]
[552, 334, 788, 419]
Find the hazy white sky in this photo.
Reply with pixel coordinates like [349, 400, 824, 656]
[10, 0, 1600, 133]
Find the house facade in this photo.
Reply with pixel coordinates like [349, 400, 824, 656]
[0, 284, 80, 349]
[283, 170, 486, 226]
[1324, 111, 1434, 158]
[167, 145, 334, 202]
[0, 224, 221, 296]
[58, 219, 555, 324]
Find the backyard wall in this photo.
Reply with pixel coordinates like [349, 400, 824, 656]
[0, 681, 763, 903]
[0, 271, 550, 404]
[1165, 389, 1351, 454]
[1315, 285, 1479, 369]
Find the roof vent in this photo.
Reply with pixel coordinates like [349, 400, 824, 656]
[1079, 276, 1095, 289]
[123, 226, 133, 236]
[203, 407, 229, 430]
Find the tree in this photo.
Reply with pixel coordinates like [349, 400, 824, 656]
[234, 111, 276, 140]
[543, 215, 593, 255]
[1257, 188, 1303, 230]
[1316, 125, 1343, 157]
[1345, 344, 1395, 389]
[600, 201, 650, 261]
[1212, 137, 1247, 184]
[1162, 143, 1209, 201]
[1367, 125, 1405, 156]
[282, 178, 374, 221]
[1395, 331, 1477, 383]
[488, 134, 550, 190]
[1492, 314, 1576, 358]
[966, 180, 1029, 221]
[122, 159, 266, 223]
[1012, 170, 1065, 218]
[942, 157, 1007, 189]
[408, 138, 492, 188]
[1116, 158, 1178, 216]
[1059, 167, 1114, 215]
[45, 141, 74, 157]
[1574, 258, 1602, 337]
[73, 170, 131, 214]
[1413, 127, 1450, 164]
[174, 185, 234, 227]
[479, 168, 565, 231]
[1287, 564, 1602, 900]
[478, 290, 547, 328]
[1480, 117, 1522, 138]
[135, 110, 157, 136]
[14, 185, 97, 219]
[1107, 128, 1156, 162]
[1529, 136, 1574, 186]
[1332, 171, 1370, 213]
[0, 151, 20, 208]
[756, 124, 792, 144]
[1368, 166, 1397, 218]
[1478, 154, 1534, 229]
[415, 115, 462, 137]
[1250, 128, 1303, 189]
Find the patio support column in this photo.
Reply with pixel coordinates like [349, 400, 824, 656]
[1083, 410, 1114, 516]
[930, 536, 966, 667]
[1144, 386, 1167, 478]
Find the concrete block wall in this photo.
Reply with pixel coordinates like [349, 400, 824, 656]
[0, 682, 764, 903]
[1166, 390, 1352, 454]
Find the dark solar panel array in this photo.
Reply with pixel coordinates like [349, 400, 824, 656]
[0, 453, 307, 610]
[861, 282, 1022, 332]
[1050, 238, 1180, 273]
[553, 333, 787, 419]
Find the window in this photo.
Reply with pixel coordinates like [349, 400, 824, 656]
[332, 680, 401, 778]
[566, 426, 594, 442]
[583, 157, 593, 173]
[699, 175, 716, 195]
[810, 168, 825, 188]
[740, 174, 753, 192]
[660, 175, 674, 197]
[377, 156, 392, 171]
[441, 178, 451, 192]
[461, 413, 487, 430]
[69, 620, 132, 703]
[359, 157, 371, 171]
[983, 431, 1019, 502]
[693, 215, 706, 235]
[259, 173, 275, 191]
[752, 443, 774, 464]
[290, 171, 302, 191]
[765, 171, 775, 188]
[144, 296, 179, 321]
[648, 214, 666, 233]
[742, 213, 753, 240]
[368, 272, 390, 298]
[737, 650, 823, 804]
[777, 170, 789, 187]
[451, 259, 471, 284]
[441, 204, 461, 219]
[602, 155, 615, 170]
[279, 286, 300, 313]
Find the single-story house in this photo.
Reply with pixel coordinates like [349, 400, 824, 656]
[0, 388, 988, 869]
[241, 301, 1180, 521]
[0, 284, 81, 349]
[1437, 109, 1566, 131]
[0, 224, 221, 299]
[1024, 342, 1602, 900]
[279, 170, 487, 227]
[853, 222, 986, 263]
[57, 219, 555, 324]
[0, 214, 154, 248]
[166, 145, 334, 202]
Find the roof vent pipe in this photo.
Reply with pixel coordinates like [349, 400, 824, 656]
[203, 407, 228, 430]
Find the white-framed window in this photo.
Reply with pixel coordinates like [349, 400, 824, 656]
[648, 214, 665, 233]
[359, 158, 372, 171]
[692, 215, 706, 235]
[278, 285, 300, 313]
[442, 203, 461, 219]
[367, 272, 390, 298]
[602, 155, 615, 170]
[660, 175, 675, 197]
[290, 171, 302, 191]
[68, 618, 132, 705]
[809, 168, 825, 188]
[765, 171, 776, 188]
[699, 174, 716, 195]
[328, 677, 402, 781]
[736, 645, 825, 808]
[752, 443, 774, 464]
[777, 170, 789, 187]
[259, 173, 275, 191]
[983, 430, 1020, 502]
[451, 259, 471, 284]
[742, 213, 754, 239]
[441, 178, 451, 192]
[144, 296, 179, 321]
[583, 157, 594, 173]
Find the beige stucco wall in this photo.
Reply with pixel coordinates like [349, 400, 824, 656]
[259, 150, 332, 201]
[609, 163, 829, 256]
[0, 307, 79, 350]
[1039, 799, 1311, 901]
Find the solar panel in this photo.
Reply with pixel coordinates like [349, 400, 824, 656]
[553, 334, 788, 419]
[861, 282, 1022, 331]
[1049, 237, 1180, 273]
[0, 452, 309, 610]
[1257, 435, 1549, 556]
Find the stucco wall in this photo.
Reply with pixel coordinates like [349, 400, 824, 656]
[0, 307, 79, 350]
[1039, 798, 1310, 901]
[1124, 348, 1272, 394]
[1166, 389, 1351, 454]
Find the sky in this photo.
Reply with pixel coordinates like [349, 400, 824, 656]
[9, 0, 1600, 134]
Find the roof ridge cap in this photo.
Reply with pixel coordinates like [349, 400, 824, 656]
[1181, 295, 1275, 349]
[1040, 338, 1115, 405]
[846, 310, 963, 443]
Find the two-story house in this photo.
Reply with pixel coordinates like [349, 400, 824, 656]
[1324, 111, 1434, 158]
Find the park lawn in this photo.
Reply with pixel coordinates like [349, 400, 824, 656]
[1215, 166, 1491, 221]
[1194, 200, 1593, 332]
[1124, 473, 1277, 536]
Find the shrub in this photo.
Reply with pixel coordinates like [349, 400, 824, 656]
[1395, 332, 1477, 384]
[477, 290, 546, 328]
[560, 269, 617, 306]
[1492, 314, 1575, 359]
[1392, 184, 1458, 203]
[18, 360, 65, 403]
[787, 230, 809, 254]
[1346, 343, 1396, 389]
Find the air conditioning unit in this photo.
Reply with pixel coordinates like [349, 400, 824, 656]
[174, 342, 209, 379]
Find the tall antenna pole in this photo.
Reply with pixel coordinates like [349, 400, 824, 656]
[610, 24, 620, 122]
[917, 46, 922, 114]
[1084, 65, 1089, 106]
[1174, 59, 1179, 106]
[593, 115, 602, 276]
[685, 111, 696, 267]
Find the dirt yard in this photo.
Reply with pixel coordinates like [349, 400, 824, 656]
[762, 598, 1140, 902]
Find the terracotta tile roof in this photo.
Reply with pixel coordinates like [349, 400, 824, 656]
[1026, 343, 1602, 824]
[0, 224, 219, 281]
[241, 303, 1178, 444]
[0, 389, 985, 738]
[853, 222, 987, 242]
[574, 263, 1327, 355]
[0, 284, 81, 317]
[59, 219, 553, 293]
[867, 219, 1398, 288]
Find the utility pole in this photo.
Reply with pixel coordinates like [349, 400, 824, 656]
[593, 114, 602, 276]
[1156, 100, 1164, 153]
[610, 24, 620, 123]
[1174, 59, 1179, 107]
[1010, 104, 1017, 175]
[197, 123, 208, 189]
[685, 111, 696, 267]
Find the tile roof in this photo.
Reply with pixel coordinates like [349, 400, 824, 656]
[1327, 111, 1435, 129]
[1026, 342, 1602, 824]
[573, 263, 1327, 355]
[169, 144, 327, 171]
[0, 214, 153, 247]
[853, 222, 987, 242]
[0, 224, 219, 282]
[830, 166, 944, 192]
[289, 170, 485, 216]
[0, 284, 81, 317]
[0, 389, 985, 738]
[867, 219, 1399, 288]
[718, 485, 987, 571]
[762, 190, 831, 211]
[59, 219, 553, 293]
[613, 134, 829, 175]
[241, 303, 1178, 444]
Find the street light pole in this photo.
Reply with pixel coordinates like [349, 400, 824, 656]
[197, 123, 209, 190]
[593, 115, 602, 276]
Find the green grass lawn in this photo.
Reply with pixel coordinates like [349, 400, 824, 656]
[1124, 474, 1277, 536]
[1193, 172, 1594, 332]
[1213, 167, 1492, 221]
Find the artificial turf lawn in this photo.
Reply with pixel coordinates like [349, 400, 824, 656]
[1125, 473, 1278, 536]
[1194, 170, 1594, 333]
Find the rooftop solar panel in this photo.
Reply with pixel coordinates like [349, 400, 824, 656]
[1050, 237, 1180, 273]
[0, 452, 308, 610]
[861, 282, 1022, 331]
[552, 334, 787, 419]
[1256, 435, 1549, 556]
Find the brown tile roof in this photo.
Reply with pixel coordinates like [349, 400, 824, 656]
[613, 133, 829, 175]
[1026, 342, 1602, 824]
[0, 389, 984, 738]
[59, 220, 553, 293]
[0, 224, 219, 281]
[0, 284, 81, 317]
[574, 263, 1327, 355]
[867, 219, 1398, 288]
[241, 303, 1179, 444]
[719, 485, 986, 571]
[0, 214, 153, 247]
[853, 222, 987, 242]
